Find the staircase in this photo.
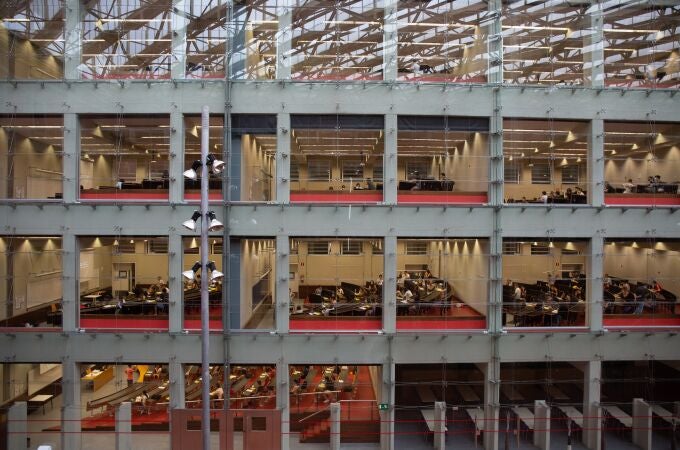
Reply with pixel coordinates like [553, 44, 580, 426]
[300, 419, 331, 443]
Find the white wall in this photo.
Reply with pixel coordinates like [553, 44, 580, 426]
[503, 241, 588, 284]
[604, 146, 680, 186]
[604, 242, 680, 296]
[7, 238, 62, 314]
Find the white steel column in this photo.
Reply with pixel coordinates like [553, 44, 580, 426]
[384, 115, 398, 205]
[589, 119, 605, 207]
[169, 111, 185, 203]
[533, 400, 550, 450]
[383, 0, 398, 81]
[380, 360, 395, 450]
[588, 235, 604, 332]
[584, 3, 605, 89]
[434, 401, 446, 450]
[583, 361, 602, 450]
[171, 0, 188, 79]
[486, 0, 503, 86]
[168, 233, 183, 332]
[62, 233, 78, 332]
[383, 236, 397, 334]
[61, 360, 82, 450]
[278, 360, 290, 450]
[276, 235, 290, 333]
[330, 402, 341, 450]
[63, 114, 79, 204]
[276, 5, 292, 80]
[64, 0, 83, 80]
[277, 113, 291, 204]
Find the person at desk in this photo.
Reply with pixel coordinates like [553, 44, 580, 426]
[619, 283, 636, 313]
[513, 283, 523, 302]
[210, 382, 224, 401]
[353, 182, 362, 190]
[540, 191, 548, 203]
[366, 178, 375, 190]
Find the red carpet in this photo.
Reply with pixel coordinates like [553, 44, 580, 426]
[80, 318, 224, 330]
[398, 193, 487, 204]
[291, 192, 383, 203]
[185, 192, 224, 201]
[290, 319, 382, 331]
[603, 317, 680, 327]
[396, 319, 486, 330]
[605, 195, 680, 206]
[80, 192, 168, 200]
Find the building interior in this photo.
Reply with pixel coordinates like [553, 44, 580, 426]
[1, 0, 680, 450]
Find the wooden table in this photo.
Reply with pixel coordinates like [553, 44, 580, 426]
[29, 394, 54, 414]
[82, 366, 114, 391]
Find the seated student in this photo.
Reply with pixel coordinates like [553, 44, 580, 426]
[366, 178, 375, 190]
[540, 191, 548, 203]
[210, 382, 224, 401]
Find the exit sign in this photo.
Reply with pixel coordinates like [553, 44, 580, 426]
[378, 403, 389, 411]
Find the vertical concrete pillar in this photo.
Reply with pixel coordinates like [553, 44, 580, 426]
[533, 400, 550, 450]
[275, 234, 289, 333]
[276, 7, 292, 80]
[64, 0, 83, 80]
[169, 111, 185, 204]
[632, 398, 652, 450]
[434, 401, 446, 450]
[171, 0, 188, 79]
[588, 235, 604, 331]
[486, 0, 503, 85]
[584, 4, 605, 89]
[62, 113, 79, 204]
[116, 402, 132, 450]
[482, 362, 500, 450]
[62, 233, 78, 332]
[330, 402, 341, 450]
[7, 401, 27, 450]
[383, 115, 398, 205]
[382, 236, 397, 334]
[589, 119, 605, 207]
[169, 361, 186, 410]
[276, 113, 291, 204]
[583, 361, 602, 450]
[382, 0, 398, 81]
[277, 360, 290, 450]
[380, 361, 395, 450]
[168, 233, 183, 332]
[61, 360, 82, 450]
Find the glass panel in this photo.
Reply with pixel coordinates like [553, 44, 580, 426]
[289, 364, 378, 447]
[502, 2, 592, 86]
[0, 115, 64, 200]
[0, 236, 62, 328]
[79, 115, 170, 202]
[602, 3, 680, 89]
[291, 115, 384, 205]
[183, 237, 223, 331]
[502, 239, 588, 329]
[184, 0, 228, 79]
[81, 0, 173, 80]
[394, 363, 484, 447]
[398, 116, 489, 205]
[504, 119, 589, 205]
[1, 363, 64, 447]
[396, 239, 487, 331]
[184, 115, 224, 202]
[232, 115, 277, 202]
[603, 239, 680, 328]
[290, 238, 382, 332]
[79, 236, 169, 331]
[0, 1, 65, 80]
[229, 238, 276, 330]
[603, 121, 680, 207]
[396, 0, 492, 83]
[230, 1, 278, 80]
[290, 2, 384, 81]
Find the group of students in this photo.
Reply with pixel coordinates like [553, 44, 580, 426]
[603, 277, 665, 314]
[507, 279, 585, 326]
[396, 269, 453, 315]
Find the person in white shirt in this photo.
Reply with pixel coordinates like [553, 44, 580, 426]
[622, 179, 635, 194]
[539, 191, 548, 203]
[513, 283, 522, 301]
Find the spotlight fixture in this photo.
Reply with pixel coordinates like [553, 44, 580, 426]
[206, 154, 225, 174]
[207, 261, 224, 281]
[207, 211, 224, 231]
[182, 210, 202, 231]
[183, 160, 202, 180]
[182, 261, 202, 280]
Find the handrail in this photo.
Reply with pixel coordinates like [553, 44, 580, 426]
[299, 406, 331, 423]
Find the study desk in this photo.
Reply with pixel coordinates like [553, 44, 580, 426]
[29, 394, 54, 414]
[82, 366, 114, 391]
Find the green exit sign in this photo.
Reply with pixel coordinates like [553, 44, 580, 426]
[378, 403, 389, 411]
